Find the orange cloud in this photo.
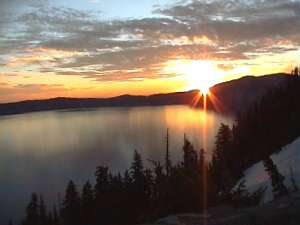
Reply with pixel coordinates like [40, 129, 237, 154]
[6, 48, 86, 68]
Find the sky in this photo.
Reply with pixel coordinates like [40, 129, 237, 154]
[0, 0, 299, 103]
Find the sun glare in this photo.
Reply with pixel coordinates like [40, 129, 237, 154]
[163, 60, 222, 95]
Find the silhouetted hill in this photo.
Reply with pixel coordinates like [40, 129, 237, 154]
[0, 91, 198, 116]
[209, 73, 289, 114]
[0, 73, 290, 116]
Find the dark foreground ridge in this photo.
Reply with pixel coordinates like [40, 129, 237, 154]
[152, 191, 300, 225]
[0, 73, 289, 116]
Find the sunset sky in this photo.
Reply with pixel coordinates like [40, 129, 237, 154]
[0, 0, 299, 103]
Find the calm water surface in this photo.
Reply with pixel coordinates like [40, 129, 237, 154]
[0, 105, 233, 222]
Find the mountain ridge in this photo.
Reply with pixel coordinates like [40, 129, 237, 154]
[0, 73, 290, 116]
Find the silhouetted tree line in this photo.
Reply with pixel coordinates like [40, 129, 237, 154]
[231, 69, 300, 171]
[20, 125, 265, 225]
[20, 134, 215, 225]
[19, 70, 300, 225]
[209, 71, 300, 202]
[213, 69, 300, 202]
[22, 194, 59, 225]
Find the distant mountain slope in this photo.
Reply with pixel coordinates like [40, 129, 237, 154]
[209, 73, 289, 114]
[0, 91, 198, 116]
[0, 73, 290, 116]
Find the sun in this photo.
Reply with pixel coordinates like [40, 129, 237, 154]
[163, 60, 221, 95]
[179, 60, 220, 94]
[199, 84, 210, 95]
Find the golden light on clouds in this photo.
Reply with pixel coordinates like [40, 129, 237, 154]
[1, 0, 299, 103]
[161, 35, 215, 46]
[6, 48, 87, 68]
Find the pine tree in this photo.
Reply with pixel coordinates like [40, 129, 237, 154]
[263, 157, 288, 198]
[210, 124, 234, 198]
[131, 150, 144, 182]
[24, 193, 39, 225]
[123, 169, 135, 224]
[94, 166, 110, 225]
[130, 150, 147, 220]
[108, 172, 126, 225]
[81, 181, 95, 225]
[95, 166, 109, 195]
[62, 180, 81, 225]
[176, 135, 202, 211]
[183, 134, 198, 171]
[130, 150, 146, 199]
[165, 129, 171, 177]
[150, 160, 167, 214]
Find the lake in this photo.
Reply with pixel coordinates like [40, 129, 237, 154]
[0, 105, 233, 223]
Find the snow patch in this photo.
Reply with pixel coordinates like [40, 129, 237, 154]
[237, 136, 300, 202]
[156, 215, 180, 225]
